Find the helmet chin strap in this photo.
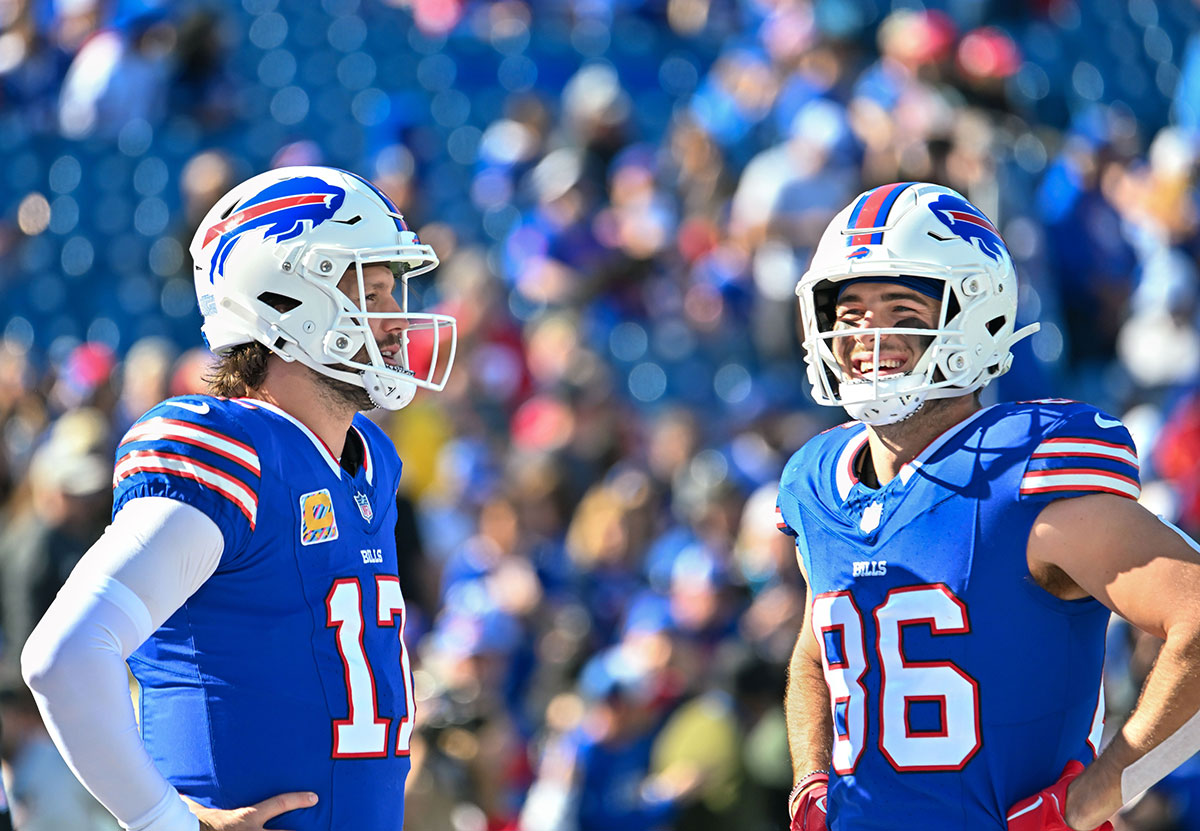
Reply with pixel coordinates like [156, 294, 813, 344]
[837, 368, 932, 426]
[362, 368, 416, 410]
[843, 392, 927, 426]
[270, 336, 418, 411]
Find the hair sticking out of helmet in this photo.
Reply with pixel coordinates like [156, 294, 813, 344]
[795, 182, 1038, 426]
[189, 165, 457, 411]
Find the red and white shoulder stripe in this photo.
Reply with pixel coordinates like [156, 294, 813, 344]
[1029, 436, 1138, 468]
[120, 417, 260, 475]
[775, 504, 795, 535]
[114, 451, 259, 527]
[115, 415, 260, 527]
[1020, 431, 1140, 501]
[1019, 467, 1140, 500]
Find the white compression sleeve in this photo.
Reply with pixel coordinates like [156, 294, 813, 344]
[21, 497, 225, 831]
[1120, 516, 1200, 803]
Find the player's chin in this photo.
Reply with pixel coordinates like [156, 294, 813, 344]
[317, 370, 375, 411]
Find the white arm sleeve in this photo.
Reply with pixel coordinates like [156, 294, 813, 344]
[21, 496, 226, 831]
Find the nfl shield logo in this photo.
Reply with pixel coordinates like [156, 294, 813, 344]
[354, 492, 373, 522]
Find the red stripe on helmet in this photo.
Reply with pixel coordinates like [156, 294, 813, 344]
[203, 193, 334, 246]
[849, 183, 907, 245]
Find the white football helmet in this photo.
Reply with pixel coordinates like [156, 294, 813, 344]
[795, 182, 1038, 425]
[190, 165, 456, 410]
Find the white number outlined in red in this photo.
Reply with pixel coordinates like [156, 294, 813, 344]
[326, 576, 416, 758]
[812, 584, 980, 774]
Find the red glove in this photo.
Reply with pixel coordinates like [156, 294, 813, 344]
[1006, 761, 1113, 831]
[789, 773, 828, 831]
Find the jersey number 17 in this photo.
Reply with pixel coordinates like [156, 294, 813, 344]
[326, 575, 416, 758]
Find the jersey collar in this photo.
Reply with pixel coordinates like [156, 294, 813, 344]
[350, 424, 374, 485]
[835, 426, 870, 501]
[234, 398, 343, 476]
[900, 404, 996, 484]
[834, 404, 998, 500]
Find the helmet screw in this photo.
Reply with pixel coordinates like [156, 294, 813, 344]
[320, 260, 333, 273]
[335, 336, 350, 349]
[281, 262, 292, 272]
[997, 282, 1004, 293]
[303, 321, 316, 333]
[975, 345, 984, 355]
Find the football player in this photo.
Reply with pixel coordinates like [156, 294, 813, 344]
[780, 182, 1200, 831]
[21, 166, 456, 831]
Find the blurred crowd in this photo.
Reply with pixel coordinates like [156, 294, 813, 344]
[4, 0, 1200, 829]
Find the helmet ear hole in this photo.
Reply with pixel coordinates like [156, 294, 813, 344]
[812, 283, 840, 332]
[257, 291, 302, 313]
[985, 316, 1005, 336]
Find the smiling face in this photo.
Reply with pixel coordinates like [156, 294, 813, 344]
[831, 281, 941, 381]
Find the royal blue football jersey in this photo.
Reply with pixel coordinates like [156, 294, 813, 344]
[777, 400, 1140, 830]
[114, 396, 415, 831]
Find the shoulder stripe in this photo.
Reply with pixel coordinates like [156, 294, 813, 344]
[114, 451, 258, 527]
[1031, 438, 1138, 468]
[122, 418, 260, 475]
[1020, 470, 1140, 500]
[775, 504, 791, 533]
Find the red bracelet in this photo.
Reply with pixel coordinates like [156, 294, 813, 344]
[788, 770, 829, 817]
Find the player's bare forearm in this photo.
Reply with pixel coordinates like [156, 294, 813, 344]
[1029, 496, 1200, 828]
[785, 625, 833, 780]
[1065, 624, 1200, 830]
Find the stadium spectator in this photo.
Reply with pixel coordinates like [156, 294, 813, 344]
[0, 1, 1198, 828]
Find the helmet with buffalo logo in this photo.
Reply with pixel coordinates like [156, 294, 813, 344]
[795, 182, 1038, 425]
[190, 165, 456, 410]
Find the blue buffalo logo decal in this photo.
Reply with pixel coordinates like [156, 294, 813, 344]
[928, 194, 1006, 262]
[202, 177, 346, 281]
[847, 246, 870, 260]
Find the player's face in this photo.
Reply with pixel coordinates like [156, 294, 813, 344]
[831, 282, 940, 380]
[338, 263, 410, 369]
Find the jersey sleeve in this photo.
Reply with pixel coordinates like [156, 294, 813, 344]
[1019, 405, 1141, 503]
[775, 497, 798, 537]
[776, 445, 809, 539]
[113, 397, 260, 556]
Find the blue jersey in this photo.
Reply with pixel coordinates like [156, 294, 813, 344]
[777, 401, 1141, 830]
[114, 396, 415, 831]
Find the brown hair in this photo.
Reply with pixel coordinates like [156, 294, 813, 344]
[205, 343, 271, 397]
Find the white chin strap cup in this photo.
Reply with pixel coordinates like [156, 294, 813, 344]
[363, 369, 416, 410]
[838, 374, 928, 426]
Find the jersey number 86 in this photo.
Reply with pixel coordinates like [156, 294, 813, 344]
[813, 584, 981, 773]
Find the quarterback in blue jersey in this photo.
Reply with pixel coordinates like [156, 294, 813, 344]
[781, 182, 1200, 831]
[21, 166, 457, 831]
